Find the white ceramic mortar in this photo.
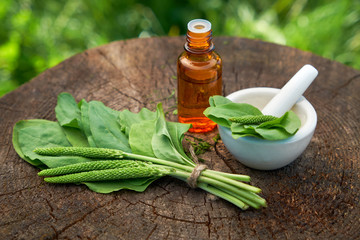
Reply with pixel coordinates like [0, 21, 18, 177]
[218, 87, 317, 170]
[218, 65, 318, 170]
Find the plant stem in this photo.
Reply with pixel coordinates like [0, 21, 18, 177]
[124, 152, 259, 192]
[198, 183, 249, 210]
[168, 169, 266, 207]
[204, 170, 251, 182]
[172, 174, 249, 210]
[220, 188, 261, 209]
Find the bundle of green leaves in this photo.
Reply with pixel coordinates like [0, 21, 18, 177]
[12, 92, 266, 210]
[204, 96, 301, 140]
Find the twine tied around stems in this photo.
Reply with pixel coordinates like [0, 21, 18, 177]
[187, 145, 208, 188]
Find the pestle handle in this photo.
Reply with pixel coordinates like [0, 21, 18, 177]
[261, 64, 318, 117]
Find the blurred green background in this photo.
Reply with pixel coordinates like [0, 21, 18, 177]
[1, 0, 359, 97]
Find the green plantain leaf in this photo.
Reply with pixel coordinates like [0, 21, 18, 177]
[165, 121, 192, 163]
[62, 126, 89, 147]
[258, 111, 300, 134]
[128, 105, 192, 165]
[88, 101, 131, 152]
[204, 102, 262, 128]
[231, 123, 260, 139]
[12, 119, 52, 167]
[55, 92, 82, 128]
[205, 96, 301, 140]
[80, 100, 97, 147]
[14, 120, 72, 165]
[84, 177, 159, 193]
[254, 128, 292, 140]
[151, 104, 189, 165]
[119, 108, 157, 137]
[54, 93, 89, 147]
[209, 95, 232, 107]
[129, 119, 157, 157]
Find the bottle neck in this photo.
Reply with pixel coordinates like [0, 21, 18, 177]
[184, 29, 214, 54]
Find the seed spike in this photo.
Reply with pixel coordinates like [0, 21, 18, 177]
[34, 147, 125, 159]
[44, 166, 169, 183]
[229, 115, 278, 124]
[38, 160, 150, 176]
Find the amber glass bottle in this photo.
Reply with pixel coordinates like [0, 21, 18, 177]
[177, 19, 222, 133]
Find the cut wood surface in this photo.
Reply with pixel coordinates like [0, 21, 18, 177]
[0, 36, 359, 239]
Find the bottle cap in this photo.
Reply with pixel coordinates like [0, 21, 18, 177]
[187, 19, 211, 33]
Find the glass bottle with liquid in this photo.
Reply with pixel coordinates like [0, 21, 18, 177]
[177, 19, 222, 133]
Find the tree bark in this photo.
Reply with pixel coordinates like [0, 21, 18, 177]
[0, 36, 359, 239]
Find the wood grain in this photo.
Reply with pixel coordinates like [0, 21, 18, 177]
[0, 36, 359, 239]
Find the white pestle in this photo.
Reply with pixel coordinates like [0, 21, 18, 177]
[261, 64, 318, 117]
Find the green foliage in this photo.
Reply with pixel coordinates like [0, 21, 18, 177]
[13, 92, 192, 193]
[1, 0, 359, 97]
[204, 96, 301, 140]
[150, 104, 193, 165]
[14, 92, 265, 209]
[185, 137, 212, 156]
[231, 111, 301, 140]
[204, 96, 262, 128]
[13, 93, 159, 192]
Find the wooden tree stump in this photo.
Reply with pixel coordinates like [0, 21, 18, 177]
[0, 36, 359, 239]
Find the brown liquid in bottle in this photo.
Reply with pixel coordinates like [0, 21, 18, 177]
[177, 19, 222, 133]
